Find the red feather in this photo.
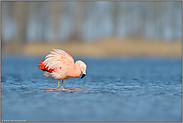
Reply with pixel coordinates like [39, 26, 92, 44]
[38, 60, 55, 72]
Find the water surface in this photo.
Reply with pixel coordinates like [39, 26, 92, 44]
[1, 56, 182, 122]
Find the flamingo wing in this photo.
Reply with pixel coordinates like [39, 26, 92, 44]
[43, 49, 74, 71]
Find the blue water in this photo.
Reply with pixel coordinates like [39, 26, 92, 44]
[1, 56, 182, 122]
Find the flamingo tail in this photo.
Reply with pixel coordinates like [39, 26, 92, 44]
[38, 60, 54, 73]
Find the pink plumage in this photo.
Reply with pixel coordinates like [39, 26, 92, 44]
[38, 49, 87, 87]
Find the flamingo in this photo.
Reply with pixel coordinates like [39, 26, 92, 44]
[38, 49, 87, 88]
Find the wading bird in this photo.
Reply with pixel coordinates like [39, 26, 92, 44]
[38, 49, 87, 87]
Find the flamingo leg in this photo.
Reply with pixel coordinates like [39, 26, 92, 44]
[58, 79, 60, 87]
[61, 79, 63, 87]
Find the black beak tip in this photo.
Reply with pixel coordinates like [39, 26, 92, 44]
[81, 74, 86, 79]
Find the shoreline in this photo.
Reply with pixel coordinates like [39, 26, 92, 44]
[2, 38, 181, 57]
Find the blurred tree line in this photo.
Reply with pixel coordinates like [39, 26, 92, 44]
[2, 1, 181, 45]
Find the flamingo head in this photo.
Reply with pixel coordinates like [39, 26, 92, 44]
[77, 60, 87, 79]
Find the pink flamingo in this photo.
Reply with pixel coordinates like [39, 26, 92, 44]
[38, 49, 87, 87]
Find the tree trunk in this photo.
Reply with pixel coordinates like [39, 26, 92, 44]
[50, 2, 61, 42]
[13, 1, 29, 52]
[68, 2, 84, 42]
[112, 2, 119, 37]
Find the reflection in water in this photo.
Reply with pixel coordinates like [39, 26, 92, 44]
[41, 87, 82, 92]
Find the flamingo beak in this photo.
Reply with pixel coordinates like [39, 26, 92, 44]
[81, 74, 86, 79]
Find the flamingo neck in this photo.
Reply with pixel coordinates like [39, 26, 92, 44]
[67, 61, 81, 78]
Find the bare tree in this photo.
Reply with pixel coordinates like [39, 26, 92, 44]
[112, 2, 119, 37]
[67, 2, 84, 41]
[13, 2, 29, 45]
[50, 2, 61, 42]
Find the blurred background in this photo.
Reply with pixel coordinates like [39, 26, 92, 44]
[1, 2, 182, 122]
[2, 1, 182, 57]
